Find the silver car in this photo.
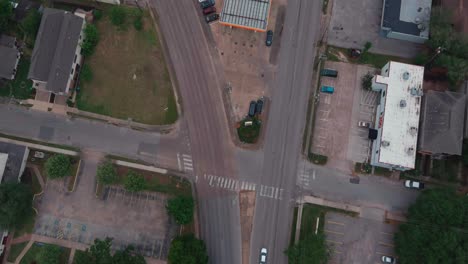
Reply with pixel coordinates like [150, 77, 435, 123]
[259, 248, 267, 263]
[381, 255, 395, 263]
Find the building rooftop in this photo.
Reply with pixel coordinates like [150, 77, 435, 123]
[419, 90, 466, 155]
[0, 142, 27, 183]
[0, 35, 19, 80]
[220, 0, 271, 31]
[376, 61, 424, 169]
[28, 8, 84, 94]
[382, 0, 431, 37]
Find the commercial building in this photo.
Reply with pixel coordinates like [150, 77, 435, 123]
[220, 0, 271, 32]
[380, 0, 432, 43]
[370, 61, 424, 171]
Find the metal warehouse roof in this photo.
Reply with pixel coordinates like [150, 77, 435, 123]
[220, 0, 271, 31]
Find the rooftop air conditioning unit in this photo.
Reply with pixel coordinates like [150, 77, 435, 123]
[400, 100, 407, 108]
[382, 141, 390, 147]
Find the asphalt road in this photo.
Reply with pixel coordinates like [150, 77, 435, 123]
[148, 0, 241, 263]
[250, 1, 322, 263]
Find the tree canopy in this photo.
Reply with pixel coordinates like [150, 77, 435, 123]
[395, 188, 468, 264]
[285, 234, 329, 264]
[0, 0, 13, 33]
[0, 183, 33, 229]
[81, 24, 99, 56]
[96, 161, 117, 185]
[124, 170, 146, 192]
[166, 195, 194, 225]
[74, 237, 146, 264]
[168, 234, 208, 264]
[109, 6, 126, 26]
[20, 9, 41, 42]
[37, 244, 63, 264]
[45, 154, 71, 179]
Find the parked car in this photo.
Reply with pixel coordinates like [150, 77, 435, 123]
[259, 248, 267, 264]
[320, 68, 338, 78]
[404, 180, 425, 190]
[320, 85, 334, 94]
[265, 30, 273, 46]
[358, 121, 370, 128]
[203, 6, 216, 15]
[381, 255, 395, 263]
[256, 99, 264, 114]
[248, 101, 257, 117]
[200, 0, 215, 9]
[205, 13, 219, 24]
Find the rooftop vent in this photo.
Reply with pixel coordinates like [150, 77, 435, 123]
[382, 141, 390, 147]
[407, 147, 415, 155]
[410, 126, 418, 136]
[410, 87, 423, 96]
[417, 23, 426, 31]
[400, 100, 407, 108]
[402, 71, 410, 80]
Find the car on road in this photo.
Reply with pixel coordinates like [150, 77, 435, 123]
[404, 180, 425, 190]
[265, 30, 273, 46]
[200, 0, 215, 9]
[256, 99, 264, 114]
[381, 255, 395, 263]
[320, 85, 334, 94]
[358, 121, 371, 128]
[259, 248, 267, 264]
[205, 13, 219, 24]
[203, 6, 216, 15]
[248, 101, 257, 117]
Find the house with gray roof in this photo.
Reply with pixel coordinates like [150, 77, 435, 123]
[0, 34, 20, 80]
[0, 142, 28, 184]
[418, 90, 466, 158]
[380, 0, 432, 43]
[28, 8, 85, 97]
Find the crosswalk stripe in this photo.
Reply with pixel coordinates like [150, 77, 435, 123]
[241, 181, 246, 190]
[183, 158, 192, 163]
[274, 188, 279, 199]
[223, 178, 230, 188]
[234, 180, 239, 190]
[226, 178, 232, 189]
[209, 175, 214, 186]
[182, 154, 191, 159]
[250, 183, 256, 191]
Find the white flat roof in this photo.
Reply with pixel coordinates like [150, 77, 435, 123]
[0, 153, 8, 183]
[377, 61, 424, 169]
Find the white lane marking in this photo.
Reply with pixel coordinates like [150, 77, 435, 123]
[274, 188, 279, 199]
[177, 153, 181, 171]
[312, 170, 316, 180]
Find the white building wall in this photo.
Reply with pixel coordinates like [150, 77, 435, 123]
[65, 13, 86, 95]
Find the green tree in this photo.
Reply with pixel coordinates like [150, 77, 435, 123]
[0, 0, 13, 33]
[395, 188, 468, 264]
[96, 161, 117, 185]
[166, 196, 194, 225]
[285, 234, 329, 264]
[110, 6, 126, 26]
[38, 244, 63, 264]
[361, 72, 373, 91]
[113, 245, 146, 264]
[124, 171, 146, 192]
[81, 24, 99, 56]
[0, 183, 33, 229]
[45, 154, 71, 179]
[168, 234, 208, 264]
[19, 9, 41, 43]
[74, 238, 146, 264]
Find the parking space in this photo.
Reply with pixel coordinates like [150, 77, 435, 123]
[327, 0, 422, 58]
[324, 212, 398, 264]
[311, 61, 379, 172]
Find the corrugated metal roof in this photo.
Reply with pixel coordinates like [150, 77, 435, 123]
[220, 0, 271, 31]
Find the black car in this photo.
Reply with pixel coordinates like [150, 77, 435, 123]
[205, 13, 219, 24]
[200, 0, 215, 9]
[256, 99, 264, 114]
[248, 101, 257, 117]
[265, 30, 273, 46]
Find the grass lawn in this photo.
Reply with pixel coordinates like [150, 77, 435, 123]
[20, 243, 71, 264]
[0, 58, 33, 99]
[299, 205, 326, 240]
[13, 208, 36, 239]
[114, 165, 192, 196]
[7, 242, 28, 263]
[327, 45, 411, 68]
[77, 8, 178, 125]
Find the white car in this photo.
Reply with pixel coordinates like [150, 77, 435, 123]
[358, 121, 371, 128]
[259, 248, 267, 264]
[381, 255, 395, 263]
[404, 180, 425, 190]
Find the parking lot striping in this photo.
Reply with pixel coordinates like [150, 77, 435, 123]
[378, 242, 395, 247]
[325, 229, 344, 235]
[380, 231, 394, 236]
[327, 220, 345, 226]
[326, 240, 343, 245]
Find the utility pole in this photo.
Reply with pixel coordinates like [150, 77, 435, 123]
[425, 46, 444, 70]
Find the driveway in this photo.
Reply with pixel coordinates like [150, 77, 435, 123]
[328, 0, 422, 58]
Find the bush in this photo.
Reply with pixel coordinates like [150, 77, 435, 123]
[364, 41, 372, 52]
[308, 153, 328, 165]
[124, 171, 146, 192]
[81, 24, 99, 56]
[168, 235, 208, 264]
[237, 118, 261, 144]
[80, 64, 93, 83]
[133, 12, 143, 31]
[45, 154, 71, 179]
[361, 72, 373, 91]
[355, 162, 371, 174]
[97, 161, 117, 185]
[0, 183, 33, 229]
[166, 196, 194, 225]
[110, 6, 126, 26]
[93, 9, 103, 21]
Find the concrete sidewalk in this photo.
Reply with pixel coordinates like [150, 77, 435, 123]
[0, 137, 79, 156]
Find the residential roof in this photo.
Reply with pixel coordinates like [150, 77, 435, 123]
[381, 0, 431, 37]
[376, 61, 424, 169]
[0, 142, 27, 184]
[28, 8, 84, 93]
[419, 91, 466, 155]
[220, 0, 271, 31]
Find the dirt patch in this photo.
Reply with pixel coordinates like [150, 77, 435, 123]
[239, 191, 256, 264]
[78, 9, 177, 125]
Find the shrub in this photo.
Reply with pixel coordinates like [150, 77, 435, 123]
[93, 9, 103, 21]
[124, 171, 146, 192]
[97, 161, 117, 185]
[45, 154, 71, 179]
[361, 72, 373, 91]
[81, 24, 99, 56]
[133, 12, 143, 31]
[364, 41, 372, 52]
[237, 118, 261, 144]
[166, 196, 194, 225]
[110, 6, 126, 26]
[168, 235, 208, 264]
[80, 64, 93, 83]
